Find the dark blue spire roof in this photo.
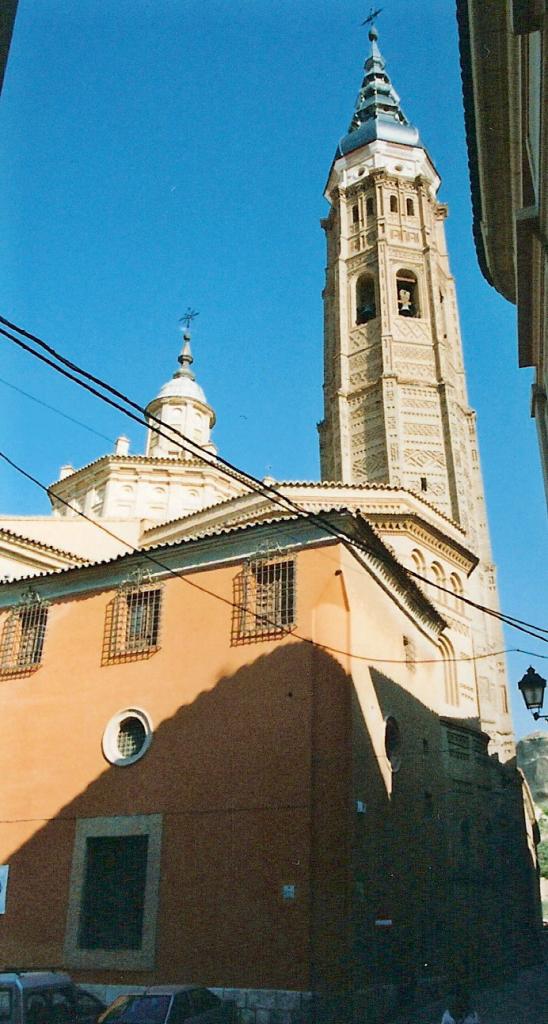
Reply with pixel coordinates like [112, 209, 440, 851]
[336, 26, 420, 158]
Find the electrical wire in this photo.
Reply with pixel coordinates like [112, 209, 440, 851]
[1, 448, 547, 667]
[2, 316, 546, 640]
[1, 314, 547, 641]
[0, 373, 114, 444]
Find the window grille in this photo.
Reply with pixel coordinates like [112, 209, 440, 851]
[232, 552, 296, 643]
[447, 729, 469, 761]
[0, 588, 49, 675]
[402, 634, 416, 672]
[117, 717, 147, 758]
[105, 571, 163, 661]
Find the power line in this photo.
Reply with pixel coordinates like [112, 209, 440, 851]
[0, 373, 114, 444]
[2, 314, 546, 640]
[1, 314, 547, 641]
[2, 316, 546, 640]
[2, 447, 546, 667]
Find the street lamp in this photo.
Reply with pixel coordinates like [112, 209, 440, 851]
[518, 666, 548, 721]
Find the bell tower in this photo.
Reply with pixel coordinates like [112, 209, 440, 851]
[318, 25, 490, 557]
[318, 26, 514, 757]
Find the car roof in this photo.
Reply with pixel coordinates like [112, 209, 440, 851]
[0, 974, 73, 990]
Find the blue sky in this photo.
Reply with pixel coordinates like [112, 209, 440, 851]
[1, 0, 546, 737]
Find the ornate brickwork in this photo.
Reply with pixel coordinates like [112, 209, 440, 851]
[317, 126, 513, 753]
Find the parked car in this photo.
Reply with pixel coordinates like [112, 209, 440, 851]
[98, 987, 238, 1024]
[0, 973, 106, 1024]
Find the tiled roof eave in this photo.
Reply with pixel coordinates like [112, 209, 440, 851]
[0, 526, 88, 562]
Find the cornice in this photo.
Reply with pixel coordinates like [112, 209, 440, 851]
[48, 453, 232, 493]
[367, 512, 478, 574]
[345, 516, 446, 637]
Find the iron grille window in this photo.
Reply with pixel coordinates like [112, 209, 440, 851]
[106, 573, 163, 661]
[0, 590, 48, 675]
[402, 634, 416, 672]
[117, 717, 147, 758]
[125, 590, 161, 651]
[447, 729, 470, 761]
[234, 556, 296, 642]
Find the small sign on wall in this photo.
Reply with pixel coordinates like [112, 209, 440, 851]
[0, 866, 9, 914]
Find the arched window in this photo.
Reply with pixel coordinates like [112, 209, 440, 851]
[385, 716, 402, 772]
[389, 194, 398, 213]
[430, 561, 447, 603]
[406, 197, 415, 216]
[410, 548, 426, 574]
[355, 273, 376, 325]
[366, 195, 375, 216]
[439, 635, 458, 705]
[449, 572, 463, 612]
[396, 269, 419, 317]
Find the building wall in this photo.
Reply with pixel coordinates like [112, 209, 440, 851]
[0, 542, 436, 988]
[0, 537, 539, 1006]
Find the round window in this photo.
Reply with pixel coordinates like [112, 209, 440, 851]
[385, 716, 402, 772]
[102, 708, 152, 766]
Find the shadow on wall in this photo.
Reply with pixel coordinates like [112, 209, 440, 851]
[0, 642, 356, 993]
[368, 669, 542, 988]
[0, 644, 540, 1016]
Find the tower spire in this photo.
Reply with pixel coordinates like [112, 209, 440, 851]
[175, 331, 196, 382]
[337, 25, 419, 156]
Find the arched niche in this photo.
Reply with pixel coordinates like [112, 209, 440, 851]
[438, 634, 459, 705]
[449, 572, 464, 613]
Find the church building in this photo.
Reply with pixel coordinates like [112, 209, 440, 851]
[0, 25, 542, 1024]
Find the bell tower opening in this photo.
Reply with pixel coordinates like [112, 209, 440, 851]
[355, 273, 377, 324]
[396, 269, 419, 317]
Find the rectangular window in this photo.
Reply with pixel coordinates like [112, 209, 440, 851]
[0, 599, 48, 675]
[402, 634, 416, 672]
[64, 814, 162, 970]
[105, 582, 163, 661]
[78, 835, 148, 951]
[125, 590, 161, 651]
[18, 605, 48, 667]
[447, 729, 470, 761]
[254, 560, 295, 630]
[234, 558, 296, 642]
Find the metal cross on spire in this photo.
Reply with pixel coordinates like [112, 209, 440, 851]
[179, 307, 200, 331]
[361, 6, 383, 28]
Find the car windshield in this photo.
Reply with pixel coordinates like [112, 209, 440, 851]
[101, 998, 171, 1024]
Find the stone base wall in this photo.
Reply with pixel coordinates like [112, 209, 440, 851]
[84, 986, 312, 1024]
[83, 983, 423, 1024]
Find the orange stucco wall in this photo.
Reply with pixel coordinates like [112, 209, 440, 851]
[0, 540, 443, 989]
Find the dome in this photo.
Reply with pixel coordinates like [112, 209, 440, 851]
[144, 329, 218, 459]
[155, 374, 208, 404]
[150, 332, 210, 408]
[336, 117, 420, 158]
